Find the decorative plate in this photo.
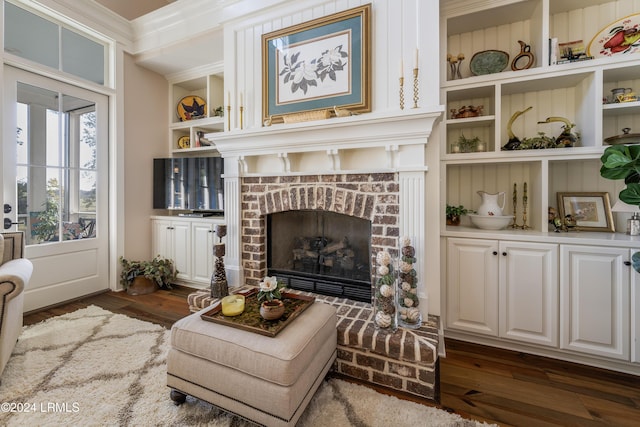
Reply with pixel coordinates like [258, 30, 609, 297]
[177, 95, 206, 121]
[469, 50, 510, 75]
[177, 135, 190, 149]
[587, 13, 640, 58]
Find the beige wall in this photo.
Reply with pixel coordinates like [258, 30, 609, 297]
[123, 53, 168, 260]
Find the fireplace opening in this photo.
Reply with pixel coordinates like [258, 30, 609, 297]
[267, 210, 372, 302]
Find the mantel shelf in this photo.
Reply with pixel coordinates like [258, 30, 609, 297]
[207, 108, 444, 158]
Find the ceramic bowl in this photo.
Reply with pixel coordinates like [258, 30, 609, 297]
[468, 214, 514, 230]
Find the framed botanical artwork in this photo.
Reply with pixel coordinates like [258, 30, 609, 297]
[557, 192, 615, 232]
[261, 4, 371, 124]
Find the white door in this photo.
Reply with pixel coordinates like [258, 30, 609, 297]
[192, 222, 214, 286]
[3, 66, 109, 311]
[446, 238, 499, 336]
[632, 249, 640, 364]
[499, 241, 559, 347]
[560, 245, 630, 360]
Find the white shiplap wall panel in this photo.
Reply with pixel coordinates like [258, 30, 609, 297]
[226, 0, 439, 129]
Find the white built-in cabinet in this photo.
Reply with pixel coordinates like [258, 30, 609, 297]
[152, 218, 191, 282]
[446, 238, 558, 347]
[191, 222, 216, 285]
[441, 0, 640, 374]
[152, 216, 224, 288]
[560, 245, 630, 360]
[499, 241, 558, 347]
[446, 238, 499, 336]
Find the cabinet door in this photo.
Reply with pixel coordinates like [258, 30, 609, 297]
[151, 219, 173, 260]
[446, 238, 499, 336]
[499, 241, 558, 347]
[171, 221, 192, 281]
[560, 245, 630, 360]
[192, 222, 214, 285]
[631, 249, 640, 364]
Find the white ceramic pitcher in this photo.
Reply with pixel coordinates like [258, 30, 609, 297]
[477, 191, 506, 216]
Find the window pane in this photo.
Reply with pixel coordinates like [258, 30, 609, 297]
[31, 168, 61, 244]
[62, 29, 105, 85]
[17, 103, 28, 166]
[46, 109, 63, 167]
[4, 2, 59, 69]
[79, 111, 97, 170]
[16, 166, 28, 236]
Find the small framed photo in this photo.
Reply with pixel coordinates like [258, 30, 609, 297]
[261, 4, 371, 124]
[557, 192, 615, 232]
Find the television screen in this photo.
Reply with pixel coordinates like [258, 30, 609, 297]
[153, 157, 224, 211]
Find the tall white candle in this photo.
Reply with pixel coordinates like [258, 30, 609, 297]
[240, 92, 243, 106]
[414, 48, 419, 69]
[399, 58, 404, 77]
[227, 91, 230, 106]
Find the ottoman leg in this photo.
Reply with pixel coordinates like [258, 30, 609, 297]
[170, 389, 187, 405]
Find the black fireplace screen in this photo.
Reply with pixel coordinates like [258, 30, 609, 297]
[267, 210, 372, 302]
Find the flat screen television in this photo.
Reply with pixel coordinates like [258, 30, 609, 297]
[153, 157, 224, 212]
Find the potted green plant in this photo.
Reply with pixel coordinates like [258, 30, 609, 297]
[446, 204, 474, 226]
[119, 255, 178, 295]
[600, 144, 640, 271]
[457, 133, 481, 153]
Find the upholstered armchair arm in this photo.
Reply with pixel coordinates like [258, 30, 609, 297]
[0, 258, 33, 304]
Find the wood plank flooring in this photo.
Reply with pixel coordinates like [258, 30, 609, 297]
[23, 287, 640, 426]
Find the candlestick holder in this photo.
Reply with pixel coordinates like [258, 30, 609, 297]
[211, 224, 228, 298]
[226, 105, 231, 131]
[239, 106, 244, 130]
[399, 77, 405, 110]
[511, 183, 520, 229]
[412, 68, 419, 108]
[521, 183, 530, 230]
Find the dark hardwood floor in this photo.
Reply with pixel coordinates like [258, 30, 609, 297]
[23, 287, 640, 426]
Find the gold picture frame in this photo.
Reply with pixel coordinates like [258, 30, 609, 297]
[557, 192, 615, 232]
[261, 4, 371, 125]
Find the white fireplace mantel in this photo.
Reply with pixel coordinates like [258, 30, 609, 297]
[208, 108, 443, 160]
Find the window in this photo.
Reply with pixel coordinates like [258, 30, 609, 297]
[4, 1, 107, 86]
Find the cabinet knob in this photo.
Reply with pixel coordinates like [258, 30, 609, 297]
[624, 261, 631, 266]
[502, 252, 507, 256]
[492, 251, 498, 256]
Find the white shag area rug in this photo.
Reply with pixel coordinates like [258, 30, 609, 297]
[0, 306, 490, 426]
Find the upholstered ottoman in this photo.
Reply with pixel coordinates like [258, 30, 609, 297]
[167, 301, 337, 427]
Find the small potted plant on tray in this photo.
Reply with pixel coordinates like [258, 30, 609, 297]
[119, 255, 178, 295]
[446, 204, 474, 226]
[257, 276, 286, 320]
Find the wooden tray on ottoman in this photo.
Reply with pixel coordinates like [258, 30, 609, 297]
[200, 289, 315, 337]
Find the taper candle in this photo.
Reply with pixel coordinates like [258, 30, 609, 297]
[227, 91, 230, 106]
[414, 48, 419, 68]
[399, 58, 404, 77]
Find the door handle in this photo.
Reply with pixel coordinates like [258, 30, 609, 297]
[3, 218, 24, 230]
[4, 203, 11, 213]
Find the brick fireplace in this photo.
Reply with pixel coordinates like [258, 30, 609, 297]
[208, 109, 443, 400]
[241, 172, 399, 300]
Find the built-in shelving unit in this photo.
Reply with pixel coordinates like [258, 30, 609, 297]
[168, 69, 225, 153]
[441, 0, 640, 236]
[440, 0, 640, 374]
